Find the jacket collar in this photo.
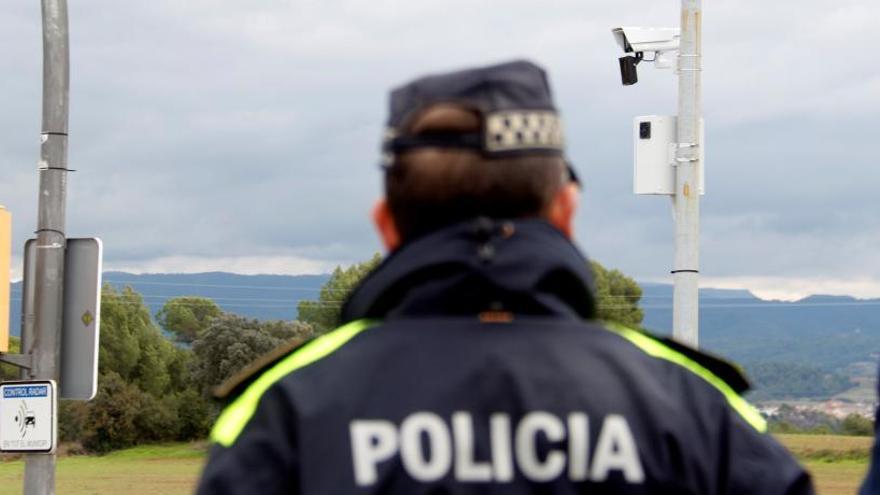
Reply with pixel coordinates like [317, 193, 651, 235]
[341, 218, 596, 322]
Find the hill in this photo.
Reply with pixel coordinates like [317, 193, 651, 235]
[8, 273, 880, 398]
[640, 283, 880, 372]
[8, 271, 330, 337]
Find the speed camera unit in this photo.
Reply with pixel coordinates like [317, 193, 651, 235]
[634, 115, 704, 195]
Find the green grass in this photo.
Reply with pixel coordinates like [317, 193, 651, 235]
[777, 433, 873, 460]
[0, 437, 872, 494]
[97, 442, 207, 460]
[777, 434, 872, 495]
[0, 443, 208, 495]
[802, 460, 869, 495]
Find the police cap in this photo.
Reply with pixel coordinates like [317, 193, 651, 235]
[382, 60, 578, 183]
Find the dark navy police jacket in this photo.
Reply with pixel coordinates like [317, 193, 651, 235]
[198, 219, 813, 494]
[861, 367, 880, 495]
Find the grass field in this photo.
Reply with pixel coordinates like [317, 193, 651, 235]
[0, 435, 872, 494]
[777, 434, 872, 495]
[0, 443, 206, 495]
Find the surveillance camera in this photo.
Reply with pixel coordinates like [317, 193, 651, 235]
[611, 27, 680, 54]
[618, 54, 641, 86]
[611, 27, 680, 86]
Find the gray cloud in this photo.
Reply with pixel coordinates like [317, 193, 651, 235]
[1, 0, 878, 298]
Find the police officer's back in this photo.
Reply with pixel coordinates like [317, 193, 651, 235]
[860, 366, 880, 494]
[197, 60, 813, 494]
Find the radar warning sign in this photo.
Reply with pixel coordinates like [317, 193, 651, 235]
[0, 381, 56, 453]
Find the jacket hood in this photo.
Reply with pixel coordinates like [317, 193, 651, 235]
[341, 218, 596, 322]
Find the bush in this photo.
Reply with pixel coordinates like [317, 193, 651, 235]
[134, 393, 181, 442]
[81, 372, 147, 453]
[806, 424, 835, 435]
[769, 421, 800, 434]
[58, 400, 90, 442]
[59, 286, 314, 453]
[841, 413, 874, 436]
[175, 389, 216, 441]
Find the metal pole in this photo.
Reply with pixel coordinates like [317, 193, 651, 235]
[672, 0, 701, 347]
[24, 1, 69, 492]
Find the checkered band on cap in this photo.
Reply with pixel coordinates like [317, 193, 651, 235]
[485, 110, 564, 153]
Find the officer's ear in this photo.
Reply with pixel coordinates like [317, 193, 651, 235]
[372, 198, 402, 252]
[546, 182, 579, 240]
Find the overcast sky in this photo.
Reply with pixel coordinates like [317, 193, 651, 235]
[1, 1, 878, 300]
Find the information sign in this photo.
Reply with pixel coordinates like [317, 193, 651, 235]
[0, 380, 56, 453]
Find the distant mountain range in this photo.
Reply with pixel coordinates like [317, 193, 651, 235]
[8, 272, 880, 377]
[8, 271, 330, 338]
[640, 282, 880, 372]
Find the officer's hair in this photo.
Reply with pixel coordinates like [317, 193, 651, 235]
[385, 104, 568, 241]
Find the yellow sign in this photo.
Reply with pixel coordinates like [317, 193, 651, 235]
[0, 207, 10, 353]
[81, 310, 93, 327]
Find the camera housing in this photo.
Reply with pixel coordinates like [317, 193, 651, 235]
[611, 27, 680, 85]
[612, 27, 680, 53]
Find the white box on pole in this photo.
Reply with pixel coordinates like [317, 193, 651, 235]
[633, 115, 705, 195]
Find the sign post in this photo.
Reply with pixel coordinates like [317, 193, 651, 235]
[0, 5, 99, 494]
[613, 1, 704, 347]
[671, 0, 703, 347]
[25, 1, 70, 492]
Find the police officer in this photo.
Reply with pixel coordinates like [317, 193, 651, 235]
[197, 60, 813, 494]
[860, 367, 880, 494]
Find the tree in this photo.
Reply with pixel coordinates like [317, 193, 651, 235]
[156, 296, 222, 343]
[191, 314, 314, 393]
[99, 285, 151, 379]
[72, 285, 217, 453]
[591, 261, 644, 328]
[0, 336, 21, 381]
[296, 255, 644, 330]
[99, 285, 180, 396]
[746, 361, 853, 400]
[297, 253, 382, 333]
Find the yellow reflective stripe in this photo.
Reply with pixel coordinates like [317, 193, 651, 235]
[210, 319, 379, 447]
[605, 322, 767, 433]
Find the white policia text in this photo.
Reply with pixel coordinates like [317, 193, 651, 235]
[350, 411, 644, 486]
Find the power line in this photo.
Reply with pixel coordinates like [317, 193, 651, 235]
[102, 279, 339, 292]
[12, 297, 880, 312]
[7, 297, 346, 309]
[13, 278, 879, 303]
[137, 294, 316, 303]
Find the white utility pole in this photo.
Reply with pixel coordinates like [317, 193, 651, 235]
[24, 0, 69, 492]
[672, 0, 702, 347]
